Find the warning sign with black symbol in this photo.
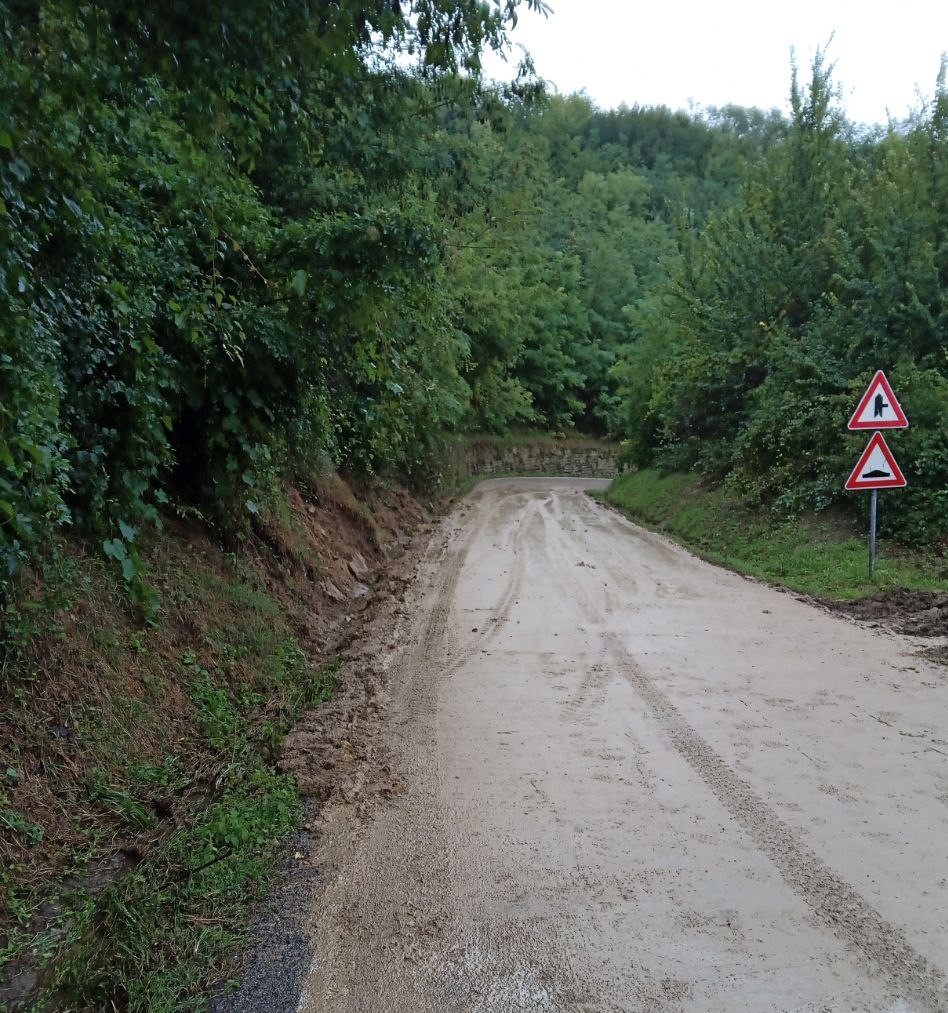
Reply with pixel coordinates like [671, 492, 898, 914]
[845, 432, 907, 490]
[847, 371, 909, 431]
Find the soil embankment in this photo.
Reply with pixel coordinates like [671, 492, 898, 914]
[0, 474, 431, 1010]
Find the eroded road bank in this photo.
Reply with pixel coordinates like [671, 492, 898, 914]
[289, 479, 948, 1012]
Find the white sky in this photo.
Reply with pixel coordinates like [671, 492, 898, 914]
[484, 0, 948, 125]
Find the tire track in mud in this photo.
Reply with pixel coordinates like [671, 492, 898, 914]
[552, 495, 948, 1013]
[536, 495, 620, 713]
[294, 503, 497, 1013]
[387, 506, 489, 740]
[555, 491, 686, 604]
[606, 639, 948, 1013]
[311, 491, 575, 1013]
[440, 497, 536, 677]
[404, 496, 494, 671]
[387, 488, 532, 758]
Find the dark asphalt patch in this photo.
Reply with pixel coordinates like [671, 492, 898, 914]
[210, 811, 319, 1013]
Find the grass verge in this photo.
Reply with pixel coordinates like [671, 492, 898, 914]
[600, 470, 948, 600]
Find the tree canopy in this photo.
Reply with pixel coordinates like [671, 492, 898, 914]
[615, 58, 948, 546]
[2, 6, 946, 608]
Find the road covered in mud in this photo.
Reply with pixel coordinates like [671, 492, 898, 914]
[295, 478, 948, 1013]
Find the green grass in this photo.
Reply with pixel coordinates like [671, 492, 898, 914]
[600, 470, 948, 600]
[0, 538, 343, 1013]
[47, 768, 302, 1012]
[43, 653, 341, 1012]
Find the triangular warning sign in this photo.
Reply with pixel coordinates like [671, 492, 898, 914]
[845, 432, 907, 490]
[847, 370, 908, 430]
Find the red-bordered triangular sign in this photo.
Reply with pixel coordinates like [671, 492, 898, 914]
[845, 432, 907, 490]
[847, 370, 908, 430]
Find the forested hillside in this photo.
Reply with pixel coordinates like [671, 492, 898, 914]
[0, 0, 797, 612]
[616, 58, 948, 548]
[4, 6, 946, 627]
[2, 0, 547, 603]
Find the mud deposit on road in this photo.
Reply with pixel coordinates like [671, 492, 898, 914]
[826, 590, 948, 668]
[247, 480, 948, 1013]
[828, 589, 948, 639]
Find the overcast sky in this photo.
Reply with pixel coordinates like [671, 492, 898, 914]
[484, 0, 948, 125]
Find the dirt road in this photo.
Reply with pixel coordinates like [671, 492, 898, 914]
[295, 479, 948, 1013]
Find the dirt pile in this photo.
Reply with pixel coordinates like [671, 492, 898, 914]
[213, 506, 436, 1013]
[277, 577, 410, 808]
[823, 589, 948, 667]
[826, 589, 948, 638]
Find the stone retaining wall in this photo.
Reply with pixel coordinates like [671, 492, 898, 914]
[444, 437, 620, 485]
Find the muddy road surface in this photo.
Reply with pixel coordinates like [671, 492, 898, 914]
[294, 479, 948, 1013]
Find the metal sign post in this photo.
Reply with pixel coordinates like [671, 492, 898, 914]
[845, 372, 909, 582]
[869, 488, 878, 580]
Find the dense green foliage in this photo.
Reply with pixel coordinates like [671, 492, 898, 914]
[2, 3, 946, 604]
[0, 0, 785, 598]
[0, 0, 554, 589]
[616, 59, 948, 548]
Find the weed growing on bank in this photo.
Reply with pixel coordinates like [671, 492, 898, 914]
[0, 522, 343, 1010]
